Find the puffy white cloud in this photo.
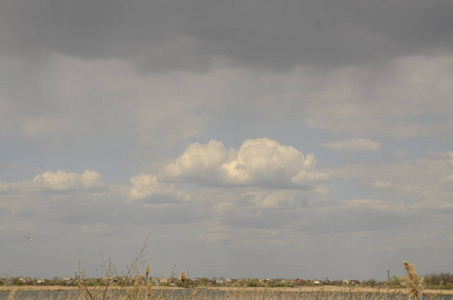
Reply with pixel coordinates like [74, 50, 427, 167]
[31, 169, 104, 193]
[163, 140, 227, 181]
[0, 170, 105, 195]
[128, 174, 185, 204]
[162, 138, 329, 189]
[322, 138, 381, 153]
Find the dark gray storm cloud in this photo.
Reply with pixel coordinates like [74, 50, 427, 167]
[2, 0, 453, 72]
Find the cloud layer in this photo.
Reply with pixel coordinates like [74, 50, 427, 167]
[323, 138, 381, 153]
[3, 0, 453, 72]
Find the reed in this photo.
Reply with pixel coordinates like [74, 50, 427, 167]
[4, 286, 448, 300]
[402, 261, 423, 300]
[64, 240, 443, 300]
[7, 290, 15, 300]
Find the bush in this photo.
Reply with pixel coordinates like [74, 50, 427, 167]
[424, 273, 453, 289]
[388, 276, 404, 288]
[238, 278, 265, 287]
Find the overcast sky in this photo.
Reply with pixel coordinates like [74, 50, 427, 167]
[1, 0, 453, 281]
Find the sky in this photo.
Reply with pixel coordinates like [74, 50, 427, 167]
[1, 0, 453, 281]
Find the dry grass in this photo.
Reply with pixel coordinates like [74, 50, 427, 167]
[4, 285, 452, 300]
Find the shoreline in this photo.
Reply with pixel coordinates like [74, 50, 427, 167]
[1, 286, 453, 295]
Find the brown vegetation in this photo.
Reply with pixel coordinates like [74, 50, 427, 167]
[2, 242, 451, 300]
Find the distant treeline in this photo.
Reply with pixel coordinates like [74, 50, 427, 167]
[2, 273, 453, 289]
[424, 273, 453, 289]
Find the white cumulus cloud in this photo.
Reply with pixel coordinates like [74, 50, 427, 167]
[162, 138, 329, 189]
[128, 174, 185, 204]
[31, 169, 104, 193]
[322, 138, 381, 153]
[163, 140, 228, 182]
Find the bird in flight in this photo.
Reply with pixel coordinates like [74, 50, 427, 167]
[26, 236, 37, 241]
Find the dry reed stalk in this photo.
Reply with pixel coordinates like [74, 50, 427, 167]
[145, 264, 151, 300]
[179, 272, 186, 283]
[133, 274, 141, 287]
[132, 274, 142, 299]
[145, 264, 150, 281]
[403, 260, 423, 299]
[7, 291, 15, 300]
